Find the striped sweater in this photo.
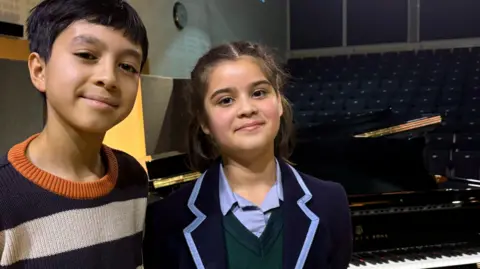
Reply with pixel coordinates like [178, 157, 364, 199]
[0, 135, 148, 269]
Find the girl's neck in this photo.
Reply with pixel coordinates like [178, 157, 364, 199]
[222, 147, 277, 205]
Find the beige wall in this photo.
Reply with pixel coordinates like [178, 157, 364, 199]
[130, 0, 288, 78]
[3, 0, 287, 79]
[0, 0, 40, 27]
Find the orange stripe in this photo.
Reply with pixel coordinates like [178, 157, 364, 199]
[7, 134, 118, 199]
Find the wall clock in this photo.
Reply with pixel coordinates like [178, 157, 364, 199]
[173, 2, 188, 30]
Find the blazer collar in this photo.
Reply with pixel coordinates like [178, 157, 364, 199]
[183, 159, 320, 269]
[183, 162, 226, 269]
[279, 161, 321, 269]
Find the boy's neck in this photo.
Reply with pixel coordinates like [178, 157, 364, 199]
[27, 120, 106, 182]
[222, 147, 277, 206]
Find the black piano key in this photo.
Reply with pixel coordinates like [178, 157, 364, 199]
[384, 252, 403, 262]
[350, 260, 360, 266]
[352, 254, 367, 266]
[373, 254, 388, 264]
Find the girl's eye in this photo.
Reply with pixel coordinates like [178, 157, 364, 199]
[253, 89, 267, 98]
[218, 97, 234, 106]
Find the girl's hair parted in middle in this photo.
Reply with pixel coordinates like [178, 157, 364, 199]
[185, 41, 295, 172]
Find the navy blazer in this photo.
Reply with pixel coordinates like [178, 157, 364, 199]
[143, 160, 352, 269]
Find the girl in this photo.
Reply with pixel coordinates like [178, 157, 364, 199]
[143, 41, 352, 269]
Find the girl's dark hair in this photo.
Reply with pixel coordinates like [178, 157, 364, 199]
[185, 41, 295, 172]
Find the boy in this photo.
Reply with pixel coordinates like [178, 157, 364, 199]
[0, 0, 149, 268]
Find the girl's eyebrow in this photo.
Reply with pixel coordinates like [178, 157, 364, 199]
[209, 80, 271, 100]
[210, 88, 233, 100]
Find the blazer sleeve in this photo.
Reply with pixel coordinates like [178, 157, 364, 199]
[143, 199, 176, 269]
[330, 183, 353, 269]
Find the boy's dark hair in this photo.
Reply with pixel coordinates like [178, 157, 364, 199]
[26, 0, 149, 68]
[185, 41, 295, 172]
[27, 0, 149, 104]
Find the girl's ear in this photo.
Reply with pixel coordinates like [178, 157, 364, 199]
[278, 95, 285, 117]
[200, 121, 210, 135]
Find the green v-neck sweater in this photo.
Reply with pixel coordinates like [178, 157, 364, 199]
[223, 207, 283, 269]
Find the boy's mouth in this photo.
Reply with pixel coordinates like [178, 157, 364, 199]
[81, 94, 119, 108]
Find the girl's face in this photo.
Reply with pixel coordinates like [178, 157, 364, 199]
[201, 56, 283, 158]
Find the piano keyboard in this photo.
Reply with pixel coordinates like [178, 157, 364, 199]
[349, 246, 480, 269]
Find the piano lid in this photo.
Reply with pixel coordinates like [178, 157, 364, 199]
[354, 115, 441, 138]
[147, 137, 437, 196]
[296, 109, 441, 141]
[146, 151, 200, 191]
[141, 76, 190, 158]
[146, 105, 442, 197]
[291, 135, 438, 195]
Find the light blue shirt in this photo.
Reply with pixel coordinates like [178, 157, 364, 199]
[219, 160, 284, 237]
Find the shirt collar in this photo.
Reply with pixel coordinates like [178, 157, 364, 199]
[219, 159, 284, 216]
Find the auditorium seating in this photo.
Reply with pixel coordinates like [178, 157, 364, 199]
[285, 47, 480, 180]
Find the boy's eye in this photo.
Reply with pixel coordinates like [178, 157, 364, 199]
[75, 52, 97, 60]
[119, 63, 139, 74]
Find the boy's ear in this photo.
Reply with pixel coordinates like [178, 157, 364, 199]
[28, 52, 46, 93]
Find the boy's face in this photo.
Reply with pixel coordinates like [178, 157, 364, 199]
[28, 20, 143, 134]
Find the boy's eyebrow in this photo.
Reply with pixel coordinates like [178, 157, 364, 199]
[71, 34, 142, 63]
[121, 48, 142, 64]
[209, 80, 271, 100]
[72, 34, 102, 46]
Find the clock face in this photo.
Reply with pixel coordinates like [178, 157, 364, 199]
[173, 2, 188, 30]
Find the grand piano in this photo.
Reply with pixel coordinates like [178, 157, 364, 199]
[146, 104, 480, 268]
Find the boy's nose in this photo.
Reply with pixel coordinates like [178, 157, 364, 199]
[95, 65, 118, 91]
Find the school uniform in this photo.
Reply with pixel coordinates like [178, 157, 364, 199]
[143, 159, 352, 269]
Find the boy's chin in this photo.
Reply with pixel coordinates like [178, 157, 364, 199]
[72, 119, 121, 135]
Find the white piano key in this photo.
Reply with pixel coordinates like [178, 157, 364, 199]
[349, 252, 480, 269]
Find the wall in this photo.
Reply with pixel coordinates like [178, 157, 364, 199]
[0, 58, 44, 154]
[140, 76, 191, 158]
[130, 0, 288, 78]
[206, 0, 287, 57]
[0, 0, 43, 154]
[0, 36, 41, 155]
[0, 0, 40, 28]
[103, 82, 147, 166]
[290, 0, 480, 53]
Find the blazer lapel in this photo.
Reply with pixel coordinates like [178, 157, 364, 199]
[183, 162, 227, 269]
[280, 161, 321, 269]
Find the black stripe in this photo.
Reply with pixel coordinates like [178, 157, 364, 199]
[0, 154, 9, 167]
[0, 232, 143, 269]
[0, 151, 148, 230]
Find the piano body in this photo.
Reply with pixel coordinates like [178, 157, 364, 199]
[143, 77, 480, 268]
[347, 189, 480, 269]
[292, 112, 480, 269]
